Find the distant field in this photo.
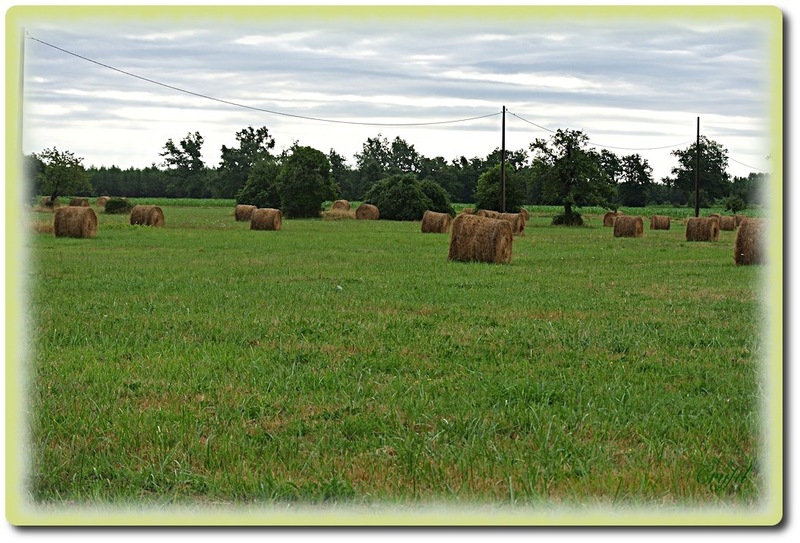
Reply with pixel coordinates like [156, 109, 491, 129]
[22, 202, 769, 514]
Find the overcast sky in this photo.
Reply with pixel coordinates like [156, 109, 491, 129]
[17, 4, 779, 183]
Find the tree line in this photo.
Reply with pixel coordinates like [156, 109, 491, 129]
[26, 124, 768, 215]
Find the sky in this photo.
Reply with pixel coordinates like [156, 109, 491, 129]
[14, 4, 780, 184]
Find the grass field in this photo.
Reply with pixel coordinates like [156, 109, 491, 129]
[20, 202, 772, 518]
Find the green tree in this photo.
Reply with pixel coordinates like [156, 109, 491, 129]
[31, 147, 93, 202]
[328, 149, 354, 200]
[276, 146, 338, 218]
[160, 131, 208, 198]
[529, 129, 614, 225]
[419, 156, 460, 201]
[474, 164, 526, 212]
[363, 173, 434, 221]
[615, 154, 654, 207]
[663, 136, 731, 207]
[214, 126, 276, 198]
[236, 158, 282, 209]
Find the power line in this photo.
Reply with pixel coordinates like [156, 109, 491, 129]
[728, 156, 768, 173]
[26, 33, 501, 128]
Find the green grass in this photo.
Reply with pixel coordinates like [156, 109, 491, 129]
[24, 204, 767, 510]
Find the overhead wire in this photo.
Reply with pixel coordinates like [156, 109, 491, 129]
[26, 33, 502, 128]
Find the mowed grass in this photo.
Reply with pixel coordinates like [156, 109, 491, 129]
[24, 204, 766, 509]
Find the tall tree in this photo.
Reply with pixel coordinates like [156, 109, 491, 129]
[529, 129, 614, 225]
[664, 136, 731, 207]
[616, 154, 654, 207]
[160, 131, 208, 198]
[276, 145, 338, 218]
[215, 126, 276, 198]
[31, 147, 93, 202]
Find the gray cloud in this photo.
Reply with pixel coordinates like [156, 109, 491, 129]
[20, 7, 776, 180]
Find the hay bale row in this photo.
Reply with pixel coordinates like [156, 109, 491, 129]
[448, 213, 513, 264]
[613, 215, 644, 238]
[603, 211, 623, 227]
[475, 209, 501, 219]
[235, 204, 257, 222]
[518, 207, 530, 222]
[496, 212, 526, 235]
[96, 196, 110, 207]
[355, 203, 380, 220]
[54, 206, 97, 238]
[69, 197, 90, 207]
[734, 218, 766, 265]
[685, 217, 719, 242]
[420, 210, 452, 233]
[250, 208, 282, 230]
[130, 205, 165, 227]
[331, 199, 351, 211]
[650, 215, 670, 230]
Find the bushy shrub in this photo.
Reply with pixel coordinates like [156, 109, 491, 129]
[723, 194, 747, 214]
[104, 197, 134, 214]
[551, 210, 584, 226]
[363, 174, 441, 221]
[418, 178, 455, 216]
[474, 165, 526, 212]
[276, 146, 339, 218]
[236, 159, 281, 209]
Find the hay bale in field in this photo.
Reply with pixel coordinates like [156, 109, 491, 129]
[235, 204, 257, 222]
[420, 210, 452, 233]
[734, 214, 746, 227]
[459, 208, 475, 215]
[496, 212, 526, 235]
[40, 196, 60, 209]
[130, 205, 165, 227]
[448, 213, 513, 264]
[54, 206, 97, 238]
[613, 215, 644, 238]
[518, 207, 530, 222]
[321, 208, 356, 220]
[603, 211, 622, 227]
[96, 196, 110, 207]
[650, 214, 671, 230]
[685, 217, 719, 242]
[718, 215, 736, 231]
[475, 209, 501, 219]
[734, 218, 766, 265]
[69, 197, 90, 207]
[355, 203, 380, 220]
[250, 208, 283, 230]
[331, 199, 351, 211]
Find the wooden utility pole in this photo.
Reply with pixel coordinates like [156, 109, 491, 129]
[694, 116, 700, 218]
[501, 105, 506, 212]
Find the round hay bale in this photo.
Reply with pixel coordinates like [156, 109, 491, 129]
[96, 196, 110, 207]
[603, 211, 622, 227]
[355, 203, 380, 220]
[250, 208, 283, 230]
[734, 218, 766, 265]
[448, 213, 513, 264]
[54, 206, 97, 238]
[459, 208, 475, 215]
[475, 209, 501, 219]
[331, 199, 351, 211]
[69, 197, 90, 207]
[130, 205, 165, 227]
[734, 214, 746, 227]
[420, 210, 452, 234]
[718, 215, 736, 231]
[40, 196, 60, 208]
[685, 217, 719, 242]
[235, 204, 257, 222]
[613, 215, 644, 238]
[518, 207, 530, 222]
[650, 214, 671, 230]
[496, 212, 526, 235]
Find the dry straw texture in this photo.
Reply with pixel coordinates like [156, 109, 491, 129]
[603, 211, 622, 227]
[734, 214, 746, 227]
[235, 204, 257, 222]
[518, 207, 530, 222]
[96, 196, 110, 207]
[130, 205, 165, 227]
[448, 213, 513, 264]
[734, 218, 766, 265]
[475, 209, 501, 219]
[40, 196, 60, 208]
[459, 208, 475, 215]
[54, 206, 97, 238]
[613, 215, 644, 238]
[496, 212, 526, 235]
[331, 199, 351, 211]
[650, 215, 671, 230]
[250, 208, 283, 230]
[321, 209, 356, 220]
[69, 198, 90, 207]
[718, 215, 736, 231]
[685, 217, 720, 242]
[420, 210, 452, 233]
[355, 203, 380, 220]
